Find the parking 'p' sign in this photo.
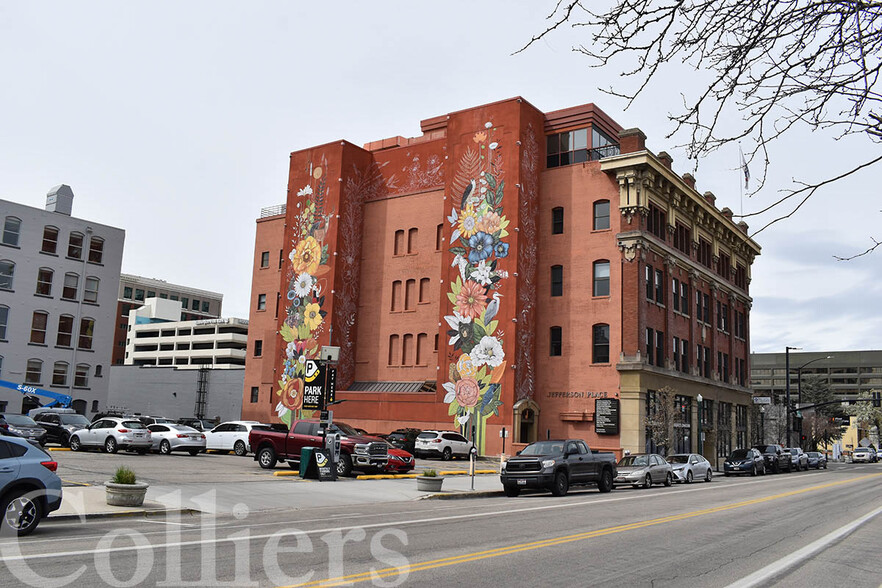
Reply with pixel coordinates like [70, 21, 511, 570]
[304, 360, 321, 381]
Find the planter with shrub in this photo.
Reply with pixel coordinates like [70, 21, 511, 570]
[105, 466, 149, 506]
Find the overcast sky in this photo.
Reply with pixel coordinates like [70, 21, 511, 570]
[2, 2, 879, 354]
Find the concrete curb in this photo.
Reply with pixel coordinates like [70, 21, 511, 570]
[49, 507, 202, 522]
[48, 447, 72, 452]
[417, 490, 505, 500]
[356, 470, 498, 480]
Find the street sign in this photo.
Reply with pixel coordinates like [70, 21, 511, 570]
[325, 367, 337, 404]
[302, 360, 325, 411]
[752, 397, 772, 405]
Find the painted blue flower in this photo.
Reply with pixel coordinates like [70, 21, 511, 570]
[287, 290, 297, 300]
[494, 241, 509, 258]
[468, 232, 494, 263]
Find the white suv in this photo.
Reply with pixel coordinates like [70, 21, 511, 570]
[414, 430, 474, 460]
[852, 447, 877, 463]
[69, 417, 152, 454]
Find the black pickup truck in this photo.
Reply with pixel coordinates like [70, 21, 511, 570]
[500, 439, 617, 497]
[752, 444, 794, 473]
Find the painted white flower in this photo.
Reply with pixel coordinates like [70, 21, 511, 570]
[489, 142, 498, 150]
[451, 254, 464, 269]
[293, 272, 314, 298]
[275, 402, 288, 418]
[286, 341, 298, 358]
[471, 336, 505, 368]
[472, 260, 492, 285]
[442, 382, 456, 404]
[313, 282, 323, 297]
[457, 414, 471, 425]
[297, 184, 313, 197]
[484, 122, 493, 129]
[447, 207, 458, 226]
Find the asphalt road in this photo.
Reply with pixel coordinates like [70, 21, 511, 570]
[3, 463, 881, 587]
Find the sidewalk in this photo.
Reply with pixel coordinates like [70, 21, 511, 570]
[50, 473, 505, 520]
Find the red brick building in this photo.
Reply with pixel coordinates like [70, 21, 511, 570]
[242, 97, 761, 461]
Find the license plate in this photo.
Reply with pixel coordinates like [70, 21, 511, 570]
[517, 479, 527, 485]
[134, 433, 144, 437]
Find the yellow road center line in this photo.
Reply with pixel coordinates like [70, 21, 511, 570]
[285, 472, 882, 587]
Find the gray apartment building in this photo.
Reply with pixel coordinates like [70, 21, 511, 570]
[0, 185, 125, 415]
[750, 350, 882, 403]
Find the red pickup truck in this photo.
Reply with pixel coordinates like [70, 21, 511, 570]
[249, 419, 389, 477]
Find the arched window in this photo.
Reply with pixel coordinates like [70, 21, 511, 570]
[88, 236, 105, 263]
[405, 279, 415, 310]
[41, 226, 59, 254]
[52, 361, 69, 387]
[593, 200, 610, 230]
[419, 278, 430, 303]
[593, 324, 610, 363]
[74, 364, 90, 388]
[30, 311, 49, 344]
[393, 230, 404, 256]
[391, 280, 402, 311]
[0, 260, 14, 289]
[68, 232, 84, 259]
[551, 207, 564, 234]
[36, 268, 54, 296]
[62, 272, 79, 300]
[416, 333, 428, 366]
[593, 260, 610, 296]
[57, 314, 74, 347]
[78, 317, 95, 350]
[25, 359, 43, 384]
[84, 276, 99, 303]
[2, 216, 21, 246]
[0, 306, 7, 340]
[402, 334, 414, 365]
[388, 335, 400, 366]
[407, 228, 418, 254]
[550, 326, 562, 356]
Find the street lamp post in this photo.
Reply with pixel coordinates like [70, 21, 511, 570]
[697, 393, 703, 458]
[785, 346, 802, 448]
[759, 406, 765, 444]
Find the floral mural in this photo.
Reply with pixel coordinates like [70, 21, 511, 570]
[276, 160, 334, 426]
[443, 121, 510, 453]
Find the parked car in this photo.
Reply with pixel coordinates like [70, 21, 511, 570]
[784, 447, 809, 471]
[806, 451, 828, 469]
[69, 417, 152, 454]
[724, 448, 766, 476]
[414, 431, 473, 460]
[0, 414, 47, 446]
[204, 421, 265, 456]
[667, 453, 713, 483]
[0, 436, 63, 536]
[614, 453, 673, 488]
[852, 447, 877, 463]
[500, 439, 617, 497]
[32, 411, 92, 447]
[137, 416, 176, 426]
[384, 443, 415, 473]
[752, 444, 794, 473]
[147, 423, 206, 456]
[385, 428, 421, 454]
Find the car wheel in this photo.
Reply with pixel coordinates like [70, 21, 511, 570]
[598, 469, 613, 493]
[441, 447, 452, 461]
[233, 441, 247, 457]
[69, 436, 81, 452]
[751, 465, 757, 476]
[686, 471, 693, 484]
[336, 453, 353, 477]
[504, 485, 521, 497]
[551, 471, 569, 496]
[257, 447, 277, 469]
[1, 489, 43, 537]
[188, 449, 200, 456]
[104, 437, 118, 454]
[61, 435, 71, 448]
[160, 440, 172, 455]
[643, 474, 652, 489]
[705, 468, 713, 482]
[664, 472, 673, 487]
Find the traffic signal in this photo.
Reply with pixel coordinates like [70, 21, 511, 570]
[874, 391, 881, 408]
[801, 434, 806, 443]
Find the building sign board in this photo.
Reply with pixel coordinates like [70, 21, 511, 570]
[595, 398, 620, 435]
[752, 397, 772, 405]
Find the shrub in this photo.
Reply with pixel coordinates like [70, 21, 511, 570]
[112, 466, 137, 485]
[421, 469, 437, 477]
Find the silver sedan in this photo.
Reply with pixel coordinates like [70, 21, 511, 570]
[667, 453, 713, 483]
[146, 424, 206, 456]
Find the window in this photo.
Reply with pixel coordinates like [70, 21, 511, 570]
[391, 281, 402, 311]
[0, 305, 7, 339]
[735, 357, 746, 386]
[78, 317, 95, 350]
[551, 265, 563, 297]
[646, 328, 654, 365]
[68, 232, 84, 259]
[405, 279, 415, 311]
[593, 261, 610, 296]
[593, 200, 610, 230]
[734, 310, 746, 339]
[192, 299, 199, 311]
[699, 345, 711, 378]
[647, 203, 666, 241]
[550, 326, 562, 356]
[181, 296, 189, 309]
[655, 330, 664, 367]
[436, 224, 443, 251]
[36, 268, 54, 296]
[394, 230, 404, 255]
[419, 278, 430, 303]
[402, 334, 413, 365]
[147, 290, 155, 298]
[254, 340, 263, 357]
[680, 339, 689, 373]
[593, 324, 609, 363]
[673, 336, 680, 371]
[718, 252, 730, 280]
[74, 364, 89, 388]
[679, 282, 690, 317]
[84, 277, 99, 303]
[250, 387, 259, 403]
[407, 228, 418, 254]
[547, 128, 588, 167]
[672, 278, 680, 312]
[654, 269, 664, 304]
[62, 273, 79, 300]
[552, 207, 564, 234]
[0, 260, 13, 289]
[92, 400, 99, 413]
[52, 362, 69, 386]
[645, 265, 653, 300]
[88, 236, 104, 263]
[2, 217, 21, 246]
[57, 315, 74, 347]
[257, 294, 266, 310]
[697, 238, 713, 268]
[735, 263, 747, 289]
[202, 301, 209, 313]
[673, 223, 691, 255]
[25, 359, 43, 384]
[416, 333, 428, 365]
[388, 335, 400, 366]
[696, 291, 710, 324]
[41, 226, 59, 254]
[718, 352, 730, 383]
[95, 365, 102, 378]
[123, 286, 133, 299]
[30, 311, 48, 344]
[260, 251, 270, 268]
[135, 288, 145, 302]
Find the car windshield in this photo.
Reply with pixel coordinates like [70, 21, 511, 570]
[618, 455, 649, 467]
[807, 452, 820, 457]
[519, 441, 566, 456]
[754, 445, 776, 453]
[729, 449, 750, 460]
[60, 414, 91, 426]
[3, 414, 38, 426]
[855, 448, 868, 453]
[121, 420, 147, 429]
[667, 455, 689, 464]
[328, 422, 359, 436]
[169, 424, 198, 432]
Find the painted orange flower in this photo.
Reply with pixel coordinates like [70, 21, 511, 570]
[456, 354, 478, 379]
[473, 132, 487, 143]
[455, 378, 481, 408]
[292, 236, 321, 275]
[456, 280, 487, 319]
[476, 211, 502, 234]
[281, 378, 303, 410]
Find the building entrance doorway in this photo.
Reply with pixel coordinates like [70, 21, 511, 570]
[513, 399, 540, 444]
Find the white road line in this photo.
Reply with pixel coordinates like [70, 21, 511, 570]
[726, 504, 882, 588]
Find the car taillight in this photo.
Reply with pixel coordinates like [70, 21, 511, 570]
[0, 423, 7, 430]
[41, 461, 58, 472]
[200, 434, 205, 439]
[117, 429, 129, 433]
[432, 439, 442, 443]
[177, 434, 189, 438]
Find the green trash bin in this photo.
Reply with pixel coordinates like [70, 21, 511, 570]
[300, 447, 316, 479]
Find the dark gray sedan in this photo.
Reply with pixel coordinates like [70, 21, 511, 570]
[724, 448, 766, 476]
[806, 451, 828, 469]
[0, 413, 47, 446]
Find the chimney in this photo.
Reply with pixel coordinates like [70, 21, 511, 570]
[737, 221, 749, 234]
[703, 191, 716, 207]
[618, 128, 646, 154]
[682, 173, 696, 189]
[46, 185, 74, 216]
[657, 151, 673, 169]
[721, 207, 734, 221]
